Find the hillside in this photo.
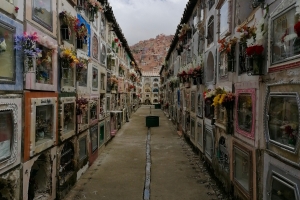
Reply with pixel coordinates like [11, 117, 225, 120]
[130, 34, 173, 74]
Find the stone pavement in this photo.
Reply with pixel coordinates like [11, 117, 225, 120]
[64, 106, 220, 200]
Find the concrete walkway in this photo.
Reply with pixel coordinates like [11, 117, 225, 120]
[64, 106, 219, 200]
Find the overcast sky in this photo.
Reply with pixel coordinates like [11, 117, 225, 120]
[108, 0, 188, 46]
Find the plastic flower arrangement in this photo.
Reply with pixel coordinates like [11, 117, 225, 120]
[110, 76, 118, 85]
[178, 23, 191, 40]
[59, 11, 79, 31]
[75, 24, 88, 40]
[218, 37, 238, 53]
[76, 57, 90, 70]
[87, 0, 103, 14]
[237, 25, 257, 46]
[246, 45, 264, 57]
[60, 47, 79, 68]
[192, 65, 202, 78]
[294, 21, 300, 37]
[76, 97, 88, 115]
[14, 32, 42, 57]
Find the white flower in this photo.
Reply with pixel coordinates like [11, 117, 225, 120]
[284, 33, 297, 42]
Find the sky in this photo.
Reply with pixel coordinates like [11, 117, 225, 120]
[108, 0, 189, 46]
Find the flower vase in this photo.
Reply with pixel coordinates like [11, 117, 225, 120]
[77, 38, 83, 49]
[249, 56, 263, 75]
[197, 77, 202, 84]
[24, 56, 36, 72]
[77, 114, 82, 124]
[193, 77, 197, 85]
[226, 106, 233, 134]
[89, 10, 95, 22]
[60, 24, 70, 40]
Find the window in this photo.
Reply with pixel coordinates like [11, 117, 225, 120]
[90, 125, 98, 152]
[197, 123, 203, 147]
[218, 137, 229, 172]
[32, 0, 52, 31]
[90, 101, 97, 121]
[191, 118, 195, 139]
[197, 93, 203, 118]
[59, 142, 74, 185]
[0, 22, 15, 82]
[100, 43, 106, 65]
[267, 93, 299, 151]
[206, 51, 214, 82]
[77, 67, 87, 87]
[92, 36, 98, 59]
[0, 111, 13, 161]
[272, 8, 300, 64]
[99, 124, 105, 146]
[153, 83, 158, 87]
[205, 128, 213, 159]
[270, 175, 296, 199]
[61, 66, 75, 87]
[79, 137, 87, 160]
[207, 16, 214, 45]
[63, 102, 75, 133]
[219, 51, 228, 78]
[100, 73, 105, 90]
[219, 1, 229, 35]
[106, 97, 110, 111]
[191, 92, 195, 112]
[237, 93, 253, 133]
[205, 98, 214, 119]
[35, 105, 53, 146]
[106, 73, 111, 92]
[36, 44, 53, 84]
[239, 43, 247, 74]
[208, 0, 215, 10]
[153, 78, 158, 82]
[233, 145, 251, 193]
[92, 66, 98, 90]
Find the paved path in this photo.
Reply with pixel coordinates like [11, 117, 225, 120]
[64, 106, 220, 200]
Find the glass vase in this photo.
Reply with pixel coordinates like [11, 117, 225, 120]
[24, 56, 36, 73]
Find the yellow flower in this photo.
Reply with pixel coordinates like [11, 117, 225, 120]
[219, 94, 226, 104]
[212, 94, 221, 106]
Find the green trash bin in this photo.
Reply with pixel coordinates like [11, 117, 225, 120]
[154, 104, 161, 109]
[146, 116, 159, 127]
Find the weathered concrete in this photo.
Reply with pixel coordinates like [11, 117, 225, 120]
[64, 106, 217, 200]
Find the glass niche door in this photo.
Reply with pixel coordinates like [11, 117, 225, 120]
[30, 97, 57, 156]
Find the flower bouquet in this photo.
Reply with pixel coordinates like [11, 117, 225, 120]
[60, 47, 78, 78]
[76, 97, 88, 123]
[15, 32, 42, 71]
[218, 37, 238, 71]
[60, 47, 78, 68]
[59, 11, 79, 40]
[86, 0, 103, 22]
[294, 21, 300, 37]
[246, 44, 264, 75]
[76, 57, 89, 81]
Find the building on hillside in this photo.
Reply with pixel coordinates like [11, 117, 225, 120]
[141, 71, 160, 105]
[161, 0, 300, 199]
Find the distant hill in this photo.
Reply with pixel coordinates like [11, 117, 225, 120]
[130, 34, 173, 74]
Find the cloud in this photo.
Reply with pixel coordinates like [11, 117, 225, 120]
[108, 0, 188, 45]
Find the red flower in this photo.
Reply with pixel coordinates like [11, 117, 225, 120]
[254, 45, 264, 55]
[15, 6, 19, 13]
[246, 46, 255, 56]
[114, 38, 119, 42]
[246, 45, 264, 56]
[294, 21, 300, 37]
